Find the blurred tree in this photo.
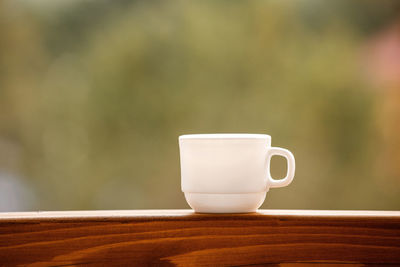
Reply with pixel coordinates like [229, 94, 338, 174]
[0, 0, 399, 211]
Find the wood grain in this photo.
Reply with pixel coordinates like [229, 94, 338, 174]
[0, 210, 399, 266]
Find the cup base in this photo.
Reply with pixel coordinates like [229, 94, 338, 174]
[184, 192, 267, 213]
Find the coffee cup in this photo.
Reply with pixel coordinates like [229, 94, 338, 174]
[179, 134, 295, 213]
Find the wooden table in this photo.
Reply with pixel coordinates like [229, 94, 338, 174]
[1, 210, 399, 266]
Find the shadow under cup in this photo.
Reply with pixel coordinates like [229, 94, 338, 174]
[179, 134, 295, 213]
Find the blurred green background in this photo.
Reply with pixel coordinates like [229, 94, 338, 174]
[1, 0, 400, 211]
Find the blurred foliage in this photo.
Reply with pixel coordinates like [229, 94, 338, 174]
[0, 0, 399, 211]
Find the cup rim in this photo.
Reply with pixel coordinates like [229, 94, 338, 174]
[179, 133, 271, 140]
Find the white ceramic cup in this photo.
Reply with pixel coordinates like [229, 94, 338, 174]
[179, 134, 295, 213]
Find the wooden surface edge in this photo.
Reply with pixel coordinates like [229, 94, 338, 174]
[1, 209, 399, 220]
[1, 209, 399, 266]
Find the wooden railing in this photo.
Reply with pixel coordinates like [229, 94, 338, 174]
[1, 210, 399, 266]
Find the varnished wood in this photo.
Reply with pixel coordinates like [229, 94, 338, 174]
[0, 210, 399, 266]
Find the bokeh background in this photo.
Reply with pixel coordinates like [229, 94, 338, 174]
[1, 0, 400, 211]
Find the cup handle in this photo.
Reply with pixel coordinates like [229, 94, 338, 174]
[266, 147, 295, 188]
